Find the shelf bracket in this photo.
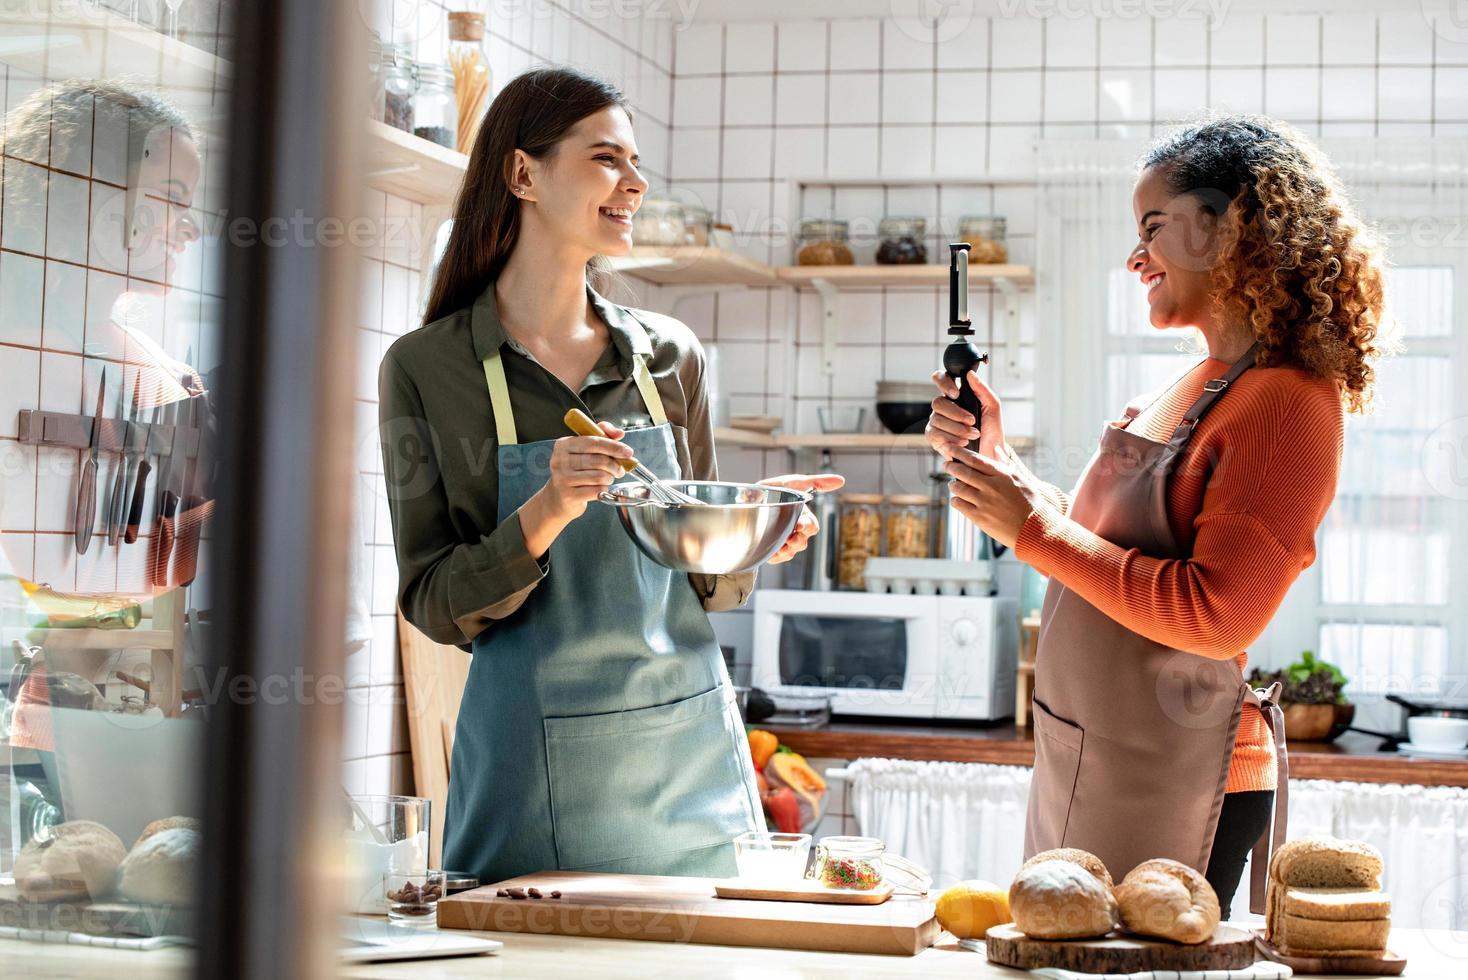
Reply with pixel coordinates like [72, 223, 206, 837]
[812, 277, 838, 377]
[993, 275, 1025, 382]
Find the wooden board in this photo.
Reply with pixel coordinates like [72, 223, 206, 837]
[984, 923, 1256, 973]
[713, 878, 893, 905]
[396, 612, 472, 869]
[1253, 930, 1407, 976]
[439, 871, 939, 956]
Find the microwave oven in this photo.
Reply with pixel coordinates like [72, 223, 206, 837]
[750, 589, 1019, 721]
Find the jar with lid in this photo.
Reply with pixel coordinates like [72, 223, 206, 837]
[632, 198, 687, 246]
[959, 215, 1008, 264]
[447, 11, 492, 153]
[382, 42, 416, 133]
[683, 205, 711, 246]
[797, 219, 855, 266]
[875, 216, 927, 265]
[837, 494, 884, 589]
[412, 63, 457, 149]
[884, 495, 931, 559]
[367, 30, 385, 123]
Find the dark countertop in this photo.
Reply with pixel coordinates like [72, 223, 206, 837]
[765, 719, 1468, 787]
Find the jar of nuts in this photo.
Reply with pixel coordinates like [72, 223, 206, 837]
[838, 494, 883, 589]
[958, 215, 1008, 264]
[875, 216, 928, 265]
[884, 495, 931, 559]
[797, 219, 855, 266]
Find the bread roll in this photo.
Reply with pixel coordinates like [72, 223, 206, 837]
[1269, 836, 1382, 889]
[118, 827, 198, 906]
[1114, 858, 1220, 945]
[133, 815, 201, 851]
[1019, 848, 1113, 890]
[14, 820, 126, 902]
[1010, 860, 1118, 940]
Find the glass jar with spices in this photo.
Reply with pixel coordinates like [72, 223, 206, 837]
[382, 43, 416, 133]
[959, 215, 1008, 264]
[837, 493, 883, 590]
[447, 11, 492, 154]
[884, 495, 931, 559]
[632, 198, 687, 246]
[796, 219, 855, 266]
[412, 63, 457, 149]
[875, 216, 927, 265]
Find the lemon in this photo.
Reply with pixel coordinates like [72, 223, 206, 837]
[934, 880, 1011, 940]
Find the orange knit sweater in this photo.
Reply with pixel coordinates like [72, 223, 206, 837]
[1016, 355, 1345, 793]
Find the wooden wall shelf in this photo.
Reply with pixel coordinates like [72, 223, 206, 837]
[777, 264, 1033, 288]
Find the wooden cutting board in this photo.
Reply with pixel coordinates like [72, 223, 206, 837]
[712, 878, 893, 905]
[1253, 930, 1407, 975]
[438, 871, 939, 956]
[984, 923, 1257, 972]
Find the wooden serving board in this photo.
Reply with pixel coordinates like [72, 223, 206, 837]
[713, 878, 893, 905]
[1253, 930, 1407, 976]
[984, 923, 1256, 973]
[438, 871, 938, 956]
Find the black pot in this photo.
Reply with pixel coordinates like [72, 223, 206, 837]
[876, 401, 929, 434]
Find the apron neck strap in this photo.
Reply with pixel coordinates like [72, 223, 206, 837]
[1157, 341, 1262, 471]
[482, 349, 669, 447]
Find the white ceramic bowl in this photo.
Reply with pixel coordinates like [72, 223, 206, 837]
[1407, 716, 1468, 751]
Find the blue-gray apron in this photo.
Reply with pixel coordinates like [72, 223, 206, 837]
[441, 348, 764, 884]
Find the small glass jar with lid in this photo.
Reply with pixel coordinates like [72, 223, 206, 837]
[412, 63, 457, 148]
[382, 42, 416, 133]
[367, 30, 385, 123]
[884, 495, 931, 559]
[959, 215, 1009, 264]
[683, 205, 711, 246]
[632, 198, 687, 246]
[838, 493, 884, 589]
[875, 216, 928, 265]
[796, 219, 855, 266]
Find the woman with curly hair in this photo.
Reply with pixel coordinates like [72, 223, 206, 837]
[926, 114, 1388, 915]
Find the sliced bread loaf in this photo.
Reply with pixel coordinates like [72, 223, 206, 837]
[1269, 836, 1383, 889]
[1278, 913, 1391, 952]
[1281, 886, 1392, 921]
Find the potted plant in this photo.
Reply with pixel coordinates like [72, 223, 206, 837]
[1247, 650, 1355, 742]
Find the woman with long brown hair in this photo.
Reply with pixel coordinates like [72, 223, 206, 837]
[379, 67, 840, 883]
[927, 114, 1388, 915]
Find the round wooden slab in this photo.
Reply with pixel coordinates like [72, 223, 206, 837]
[984, 923, 1256, 973]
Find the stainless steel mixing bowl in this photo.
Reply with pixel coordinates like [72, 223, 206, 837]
[598, 480, 811, 574]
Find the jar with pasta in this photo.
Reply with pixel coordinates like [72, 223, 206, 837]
[796, 219, 855, 266]
[884, 495, 931, 559]
[958, 215, 1008, 264]
[838, 494, 883, 589]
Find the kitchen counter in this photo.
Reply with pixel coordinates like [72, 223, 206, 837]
[4, 924, 1464, 978]
[765, 720, 1468, 787]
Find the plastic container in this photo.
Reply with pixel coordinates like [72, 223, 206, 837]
[884, 495, 931, 559]
[412, 63, 457, 149]
[838, 493, 883, 590]
[632, 198, 687, 246]
[875, 216, 927, 265]
[796, 219, 855, 266]
[959, 215, 1008, 264]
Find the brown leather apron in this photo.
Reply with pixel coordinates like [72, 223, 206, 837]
[1023, 342, 1288, 915]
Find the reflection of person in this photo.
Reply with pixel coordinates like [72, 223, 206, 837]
[3, 80, 208, 750]
[928, 116, 1387, 915]
[380, 67, 841, 885]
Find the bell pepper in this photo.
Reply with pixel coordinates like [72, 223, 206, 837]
[762, 786, 801, 834]
[746, 728, 778, 771]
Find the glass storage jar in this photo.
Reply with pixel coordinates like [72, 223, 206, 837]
[875, 216, 927, 265]
[683, 205, 711, 246]
[796, 219, 855, 266]
[632, 198, 687, 246]
[884, 495, 931, 559]
[412, 63, 457, 148]
[367, 30, 385, 123]
[382, 43, 416, 133]
[959, 215, 1008, 264]
[837, 493, 883, 590]
[447, 10, 492, 153]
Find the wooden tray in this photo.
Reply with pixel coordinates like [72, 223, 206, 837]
[713, 878, 893, 905]
[984, 923, 1256, 973]
[438, 870, 938, 956]
[1253, 930, 1407, 976]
